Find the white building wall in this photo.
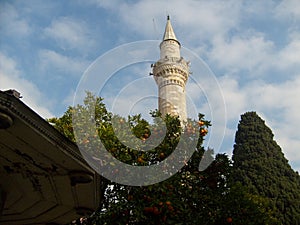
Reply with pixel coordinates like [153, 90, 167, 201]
[158, 84, 187, 122]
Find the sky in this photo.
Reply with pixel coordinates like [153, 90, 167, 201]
[1, 0, 300, 172]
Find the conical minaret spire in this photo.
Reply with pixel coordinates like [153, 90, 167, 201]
[162, 15, 180, 45]
[152, 16, 190, 123]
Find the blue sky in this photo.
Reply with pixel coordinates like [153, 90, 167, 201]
[1, 0, 300, 172]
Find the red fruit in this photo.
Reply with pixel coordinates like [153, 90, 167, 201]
[153, 206, 160, 215]
[226, 217, 233, 223]
[167, 205, 174, 211]
[144, 207, 153, 213]
[165, 201, 171, 206]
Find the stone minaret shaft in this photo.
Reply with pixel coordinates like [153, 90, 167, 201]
[152, 16, 190, 122]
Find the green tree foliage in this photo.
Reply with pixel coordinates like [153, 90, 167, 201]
[232, 111, 300, 224]
[49, 94, 277, 224]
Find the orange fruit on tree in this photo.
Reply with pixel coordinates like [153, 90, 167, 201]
[198, 120, 205, 126]
[167, 205, 174, 211]
[159, 152, 165, 159]
[137, 157, 144, 163]
[143, 207, 153, 213]
[200, 128, 208, 136]
[153, 206, 160, 215]
[165, 201, 171, 206]
[226, 217, 233, 223]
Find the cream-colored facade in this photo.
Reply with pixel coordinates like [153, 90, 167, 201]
[152, 16, 190, 122]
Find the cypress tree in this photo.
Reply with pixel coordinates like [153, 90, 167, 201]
[232, 111, 300, 224]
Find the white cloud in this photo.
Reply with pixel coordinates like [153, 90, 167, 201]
[86, 0, 124, 9]
[275, 35, 300, 72]
[88, 0, 241, 43]
[0, 3, 31, 37]
[206, 29, 300, 83]
[44, 17, 96, 52]
[209, 32, 274, 74]
[0, 52, 53, 118]
[218, 75, 247, 120]
[243, 1, 277, 16]
[275, 0, 300, 21]
[39, 49, 90, 76]
[215, 74, 300, 171]
[247, 77, 300, 136]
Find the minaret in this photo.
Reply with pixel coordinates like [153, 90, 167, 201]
[152, 16, 190, 122]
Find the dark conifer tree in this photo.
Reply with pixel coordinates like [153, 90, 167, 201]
[232, 111, 300, 224]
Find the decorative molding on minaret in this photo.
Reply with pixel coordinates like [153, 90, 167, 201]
[152, 16, 190, 123]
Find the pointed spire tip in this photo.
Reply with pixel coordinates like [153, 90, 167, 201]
[162, 15, 180, 45]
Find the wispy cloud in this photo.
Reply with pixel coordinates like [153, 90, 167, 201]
[276, 34, 300, 73]
[44, 17, 96, 52]
[86, 0, 242, 44]
[209, 32, 274, 75]
[0, 3, 31, 37]
[0, 52, 53, 118]
[275, 0, 300, 21]
[38, 49, 90, 76]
